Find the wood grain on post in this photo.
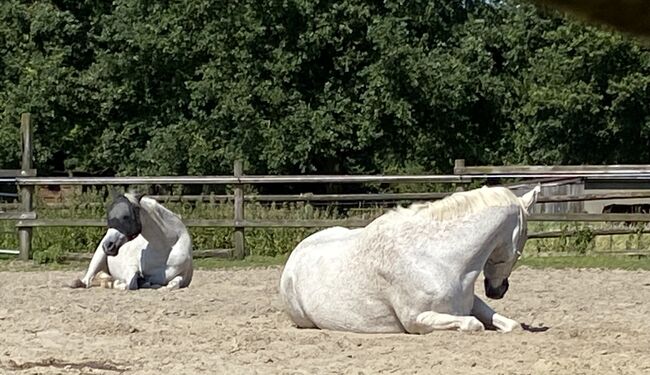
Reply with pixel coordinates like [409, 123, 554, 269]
[18, 113, 34, 261]
[233, 160, 246, 259]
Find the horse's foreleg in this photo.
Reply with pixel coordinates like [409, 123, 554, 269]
[471, 295, 521, 332]
[71, 245, 108, 288]
[406, 311, 485, 334]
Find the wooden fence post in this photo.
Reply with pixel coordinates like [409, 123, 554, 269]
[453, 159, 465, 175]
[232, 160, 246, 259]
[18, 113, 34, 261]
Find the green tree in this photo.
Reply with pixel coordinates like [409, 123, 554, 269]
[1, 0, 649, 178]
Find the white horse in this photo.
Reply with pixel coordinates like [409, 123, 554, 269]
[70, 193, 193, 290]
[280, 185, 540, 333]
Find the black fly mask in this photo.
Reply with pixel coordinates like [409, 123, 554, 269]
[107, 195, 142, 241]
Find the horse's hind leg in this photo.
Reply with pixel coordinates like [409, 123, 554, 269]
[112, 273, 139, 290]
[471, 295, 521, 332]
[279, 273, 317, 329]
[402, 311, 484, 333]
[161, 275, 184, 290]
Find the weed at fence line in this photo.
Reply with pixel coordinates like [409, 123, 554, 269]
[526, 222, 596, 255]
[524, 221, 650, 256]
[519, 255, 650, 270]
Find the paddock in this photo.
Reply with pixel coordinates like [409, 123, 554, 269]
[1, 267, 649, 374]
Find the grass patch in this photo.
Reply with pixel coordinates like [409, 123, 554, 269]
[3, 254, 650, 273]
[194, 255, 287, 269]
[0, 255, 288, 272]
[0, 257, 88, 272]
[519, 255, 650, 270]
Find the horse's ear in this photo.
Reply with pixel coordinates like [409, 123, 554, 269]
[520, 184, 541, 212]
[124, 187, 145, 203]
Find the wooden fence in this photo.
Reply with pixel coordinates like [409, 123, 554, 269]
[0, 113, 37, 258]
[10, 169, 650, 261]
[3, 114, 650, 260]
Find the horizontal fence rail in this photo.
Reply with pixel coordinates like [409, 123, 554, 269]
[0, 212, 36, 220]
[13, 213, 650, 230]
[17, 173, 650, 186]
[537, 192, 650, 203]
[151, 192, 453, 202]
[62, 248, 232, 261]
[529, 213, 650, 222]
[453, 159, 650, 175]
[1, 191, 648, 208]
[16, 175, 468, 185]
[530, 227, 650, 239]
[0, 169, 37, 177]
[14, 218, 374, 228]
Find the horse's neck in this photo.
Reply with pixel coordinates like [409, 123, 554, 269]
[139, 200, 182, 250]
[440, 207, 517, 274]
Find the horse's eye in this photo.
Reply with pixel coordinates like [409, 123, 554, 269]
[122, 215, 130, 221]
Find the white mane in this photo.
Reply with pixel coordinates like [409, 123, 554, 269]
[124, 192, 183, 221]
[387, 186, 527, 222]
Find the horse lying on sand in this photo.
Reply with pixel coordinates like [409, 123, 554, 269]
[70, 193, 193, 290]
[280, 185, 540, 333]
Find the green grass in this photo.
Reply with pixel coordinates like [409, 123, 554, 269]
[519, 255, 650, 270]
[0, 256, 88, 272]
[194, 255, 288, 269]
[0, 254, 288, 272]
[3, 254, 650, 272]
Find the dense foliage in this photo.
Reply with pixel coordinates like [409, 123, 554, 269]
[1, 0, 649, 177]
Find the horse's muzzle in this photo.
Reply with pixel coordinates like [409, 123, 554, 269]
[103, 240, 119, 256]
[484, 277, 509, 299]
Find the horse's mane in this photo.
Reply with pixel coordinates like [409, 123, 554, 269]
[124, 192, 183, 220]
[390, 186, 526, 222]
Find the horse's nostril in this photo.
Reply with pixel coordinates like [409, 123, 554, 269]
[103, 241, 116, 255]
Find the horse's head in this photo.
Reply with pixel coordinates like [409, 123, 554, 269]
[103, 194, 143, 256]
[483, 185, 540, 299]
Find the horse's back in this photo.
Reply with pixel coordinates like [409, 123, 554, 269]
[280, 227, 403, 333]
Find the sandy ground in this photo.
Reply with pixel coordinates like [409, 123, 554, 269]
[1, 267, 650, 375]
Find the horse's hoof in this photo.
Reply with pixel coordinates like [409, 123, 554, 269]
[67, 278, 85, 289]
[499, 321, 522, 333]
[460, 317, 485, 332]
